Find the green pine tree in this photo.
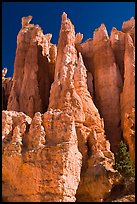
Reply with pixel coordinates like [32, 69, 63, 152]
[114, 140, 135, 178]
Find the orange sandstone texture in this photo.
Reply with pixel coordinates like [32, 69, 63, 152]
[49, 13, 120, 202]
[2, 110, 82, 202]
[2, 69, 13, 110]
[2, 14, 135, 202]
[92, 24, 123, 153]
[120, 31, 135, 164]
[7, 17, 56, 118]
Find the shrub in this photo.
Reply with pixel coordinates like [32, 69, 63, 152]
[114, 140, 135, 178]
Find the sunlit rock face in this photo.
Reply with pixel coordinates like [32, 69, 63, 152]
[2, 14, 135, 202]
[7, 17, 56, 118]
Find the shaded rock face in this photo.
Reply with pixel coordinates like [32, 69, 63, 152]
[92, 24, 123, 153]
[2, 14, 135, 202]
[2, 75, 13, 110]
[110, 28, 125, 83]
[120, 33, 135, 165]
[7, 18, 56, 118]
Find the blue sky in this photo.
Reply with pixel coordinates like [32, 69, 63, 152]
[2, 2, 135, 77]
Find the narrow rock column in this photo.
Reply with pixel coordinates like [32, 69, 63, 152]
[120, 33, 135, 164]
[92, 24, 123, 153]
[7, 17, 54, 118]
[110, 27, 125, 83]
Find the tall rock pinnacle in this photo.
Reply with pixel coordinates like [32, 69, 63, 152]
[7, 16, 56, 118]
[2, 13, 135, 202]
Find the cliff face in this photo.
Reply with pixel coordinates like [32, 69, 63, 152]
[7, 17, 56, 118]
[2, 14, 135, 202]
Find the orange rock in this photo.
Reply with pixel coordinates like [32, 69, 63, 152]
[2, 76, 13, 110]
[120, 33, 135, 164]
[92, 23, 123, 153]
[110, 27, 125, 83]
[2, 110, 82, 202]
[7, 20, 56, 118]
[2, 14, 135, 202]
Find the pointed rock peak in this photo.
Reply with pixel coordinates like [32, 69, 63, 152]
[122, 17, 135, 32]
[2, 68, 8, 78]
[22, 15, 33, 28]
[110, 27, 125, 42]
[75, 33, 83, 44]
[60, 12, 74, 32]
[77, 52, 87, 79]
[93, 23, 109, 42]
[62, 12, 68, 21]
[78, 52, 84, 64]
[44, 33, 52, 42]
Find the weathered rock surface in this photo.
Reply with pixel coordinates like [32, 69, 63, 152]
[49, 13, 120, 202]
[110, 27, 125, 83]
[2, 13, 135, 202]
[122, 17, 135, 33]
[7, 16, 56, 118]
[2, 110, 82, 202]
[92, 24, 123, 153]
[120, 33, 135, 164]
[2, 69, 13, 110]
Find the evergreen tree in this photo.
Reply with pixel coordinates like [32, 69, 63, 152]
[114, 140, 135, 178]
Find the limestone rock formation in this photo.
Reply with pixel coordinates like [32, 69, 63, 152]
[122, 17, 135, 33]
[21, 15, 33, 28]
[2, 68, 13, 110]
[92, 24, 123, 153]
[2, 68, 7, 78]
[49, 13, 120, 202]
[2, 13, 135, 202]
[110, 27, 125, 83]
[2, 110, 82, 202]
[7, 16, 56, 118]
[120, 33, 135, 165]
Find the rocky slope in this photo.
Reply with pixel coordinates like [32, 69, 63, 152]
[2, 14, 135, 202]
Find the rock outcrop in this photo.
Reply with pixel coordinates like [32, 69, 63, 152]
[120, 32, 135, 164]
[49, 12, 120, 202]
[2, 13, 135, 202]
[2, 110, 82, 202]
[7, 16, 56, 118]
[92, 24, 123, 153]
[110, 28, 125, 83]
[2, 68, 13, 110]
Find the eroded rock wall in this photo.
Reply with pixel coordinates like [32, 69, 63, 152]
[92, 24, 123, 153]
[49, 13, 120, 202]
[2, 110, 82, 202]
[7, 18, 56, 118]
[2, 14, 135, 202]
[2, 76, 13, 110]
[120, 32, 135, 165]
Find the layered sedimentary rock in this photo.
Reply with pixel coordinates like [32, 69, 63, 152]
[49, 12, 120, 202]
[2, 68, 13, 110]
[110, 28, 125, 83]
[2, 13, 135, 202]
[2, 110, 82, 202]
[7, 16, 56, 118]
[92, 24, 123, 153]
[120, 33, 135, 164]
